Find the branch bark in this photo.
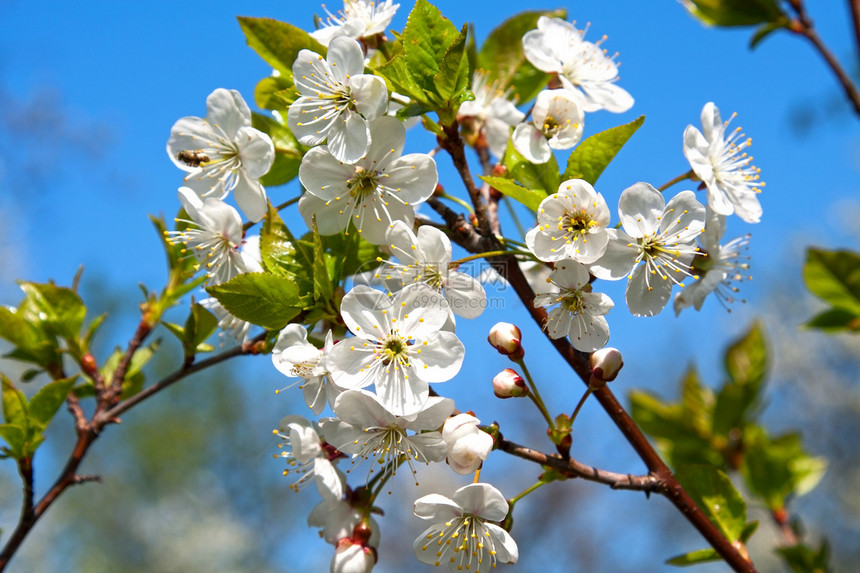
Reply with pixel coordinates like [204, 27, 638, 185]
[435, 124, 757, 573]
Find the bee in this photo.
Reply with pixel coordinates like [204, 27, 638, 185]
[177, 149, 210, 168]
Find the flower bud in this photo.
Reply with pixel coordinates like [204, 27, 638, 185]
[487, 322, 524, 361]
[331, 539, 376, 573]
[492, 368, 529, 398]
[442, 413, 494, 475]
[589, 347, 623, 386]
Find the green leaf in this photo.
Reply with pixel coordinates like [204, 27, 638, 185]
[207, 273, 302, 330]
[683, 0, 786, 27]
[504, 140, 560, 196]
[17, 282, 86, 342]
[254, 75, 297, 110]
[28, 377, 76, 430]
[564, 116, 645, 184]
[319, 232, 384, 278]
[0, 424, 26, 458]
[477, 10, 565, 103]
[741, 427, 827, 510]
[434, 24, 471, 113]
[479, 175, 546, 211]
[680, 367, 714, 435]
[776, 540, 830, 573]
[237, 17, 325, 75]
[401, 0, 460, 93]
[252, 112, 304, 187]
[260, 203, 301, 278]
[375, 55, 427, 105]
[0, 306, 58, 368]
[713, 322, 767, 436]
[666, 548, 721, 566]
[805, 308, 860, 332]
[675, 465, 747, 541]
[750, 18, 789, 49]
[183, 303, 218, 357]
[804, 248, 860, 315]
[1, 375, 28, 428]
[312, 217, 335, 304]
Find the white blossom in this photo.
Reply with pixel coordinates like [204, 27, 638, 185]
[522, 16, 633, 113]
[311, 0, 400, 47]
[525, 179, 611, 264]
[590, 183, 705, 317]
[288, 36, 388, 163]
[441, 413, 494, 475]
[458, 71, 525, 158]
[299, 117, 438, 244]
[375, 221, 487, 319]
[683, 102, 763, 223]
[167, 89, 274, 222]
[534, 259, 613, 351]
[272, 325, 334, 414]
[413, 483, 518, 572]
[326, 283, 464, 416]
[275, 415, 345, 501]
[674, 209, 751, 314]
[512, 89, 583, 164]
[309, 498, 381, 547]
[331, 540, 376, 573]
[322, 389, 454, 483]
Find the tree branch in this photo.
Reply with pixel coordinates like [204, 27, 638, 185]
[497, 437, 662, 493]
[789, 1, 860, 116]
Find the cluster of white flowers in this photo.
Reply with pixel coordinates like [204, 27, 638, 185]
[160, 4, 765, 572]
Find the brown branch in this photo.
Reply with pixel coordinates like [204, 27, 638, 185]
[850, 0, 860, 60]
[100, 332, 267, 422]
[104, 318, 153, 408]
[789, 1, 860, 116]
[439, 122, 493, 236]
[497, 437, 662, 493]
[0, 331, 267, 571]
[431, 191, 756, 571]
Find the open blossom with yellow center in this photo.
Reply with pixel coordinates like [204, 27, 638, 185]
[413, 483, 518, 573]
[534, 258, 613, 351]
[590, 182, 706, 317]
[287, 36, 388, 163]
[526, 178, 611, 264]
[512, 88, 583, 164]
[298, 117, 438, 244]
[522, 16, 633, 113]
[684, 102, 764, 224]
[321, 389, 454, 485]
[325, 283, 464, 416]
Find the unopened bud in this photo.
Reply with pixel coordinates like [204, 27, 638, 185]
[589, 347, 623, 386]
[493, 368, 529, 398]
[332, 538, 377, 573]
[488, 322, 524, 361]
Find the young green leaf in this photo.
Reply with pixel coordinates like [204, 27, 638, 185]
[1, 375, 29, 428]
[675, 464, 747, 542]
[666, 548, 721, 566]
[260, 203, 301, 278]
[401, 0, 460, 93]
[478, 176, 546, 212]
[804, 248, 860, 316]
[28, 376, 76, 431]
[564, 116, 645, 184]
[254, 74, 297, 110]
[206, 273, 303, 330]
[434, 24, 471, 115]
[312, 217, 335, 304]
[17, 282, 86, 343]
[0, 424, 26, 459]
[504, 141, 561, 196]
[0, 306, 59, 368]
[237, 17, 325, 75]
[682, 0, 786, 27]
[252, 112, 304, 187]
[805, 307, 860, 332]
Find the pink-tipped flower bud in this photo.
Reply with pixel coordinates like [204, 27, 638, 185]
[488, 322, 524, 361]
[493, 368, 529, 399]
[332, 538, 377, 573]
[590, 347, 623, 386]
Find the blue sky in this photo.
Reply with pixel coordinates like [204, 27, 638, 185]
[0, 0, 858, 571]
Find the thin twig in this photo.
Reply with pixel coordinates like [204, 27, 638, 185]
[789, 1, 860, 116]
[850, 0, 860, 60]
[497, 437, 662, 493]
